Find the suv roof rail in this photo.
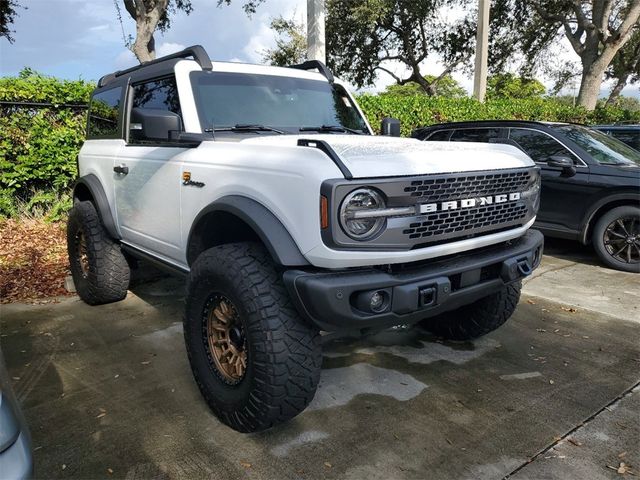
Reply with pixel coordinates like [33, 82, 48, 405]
[289, 60, 334, 83]
[98, 45, 213, 88]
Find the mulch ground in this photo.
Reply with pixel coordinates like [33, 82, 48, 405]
[0, 219, 73, 303]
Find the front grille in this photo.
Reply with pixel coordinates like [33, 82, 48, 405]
[402, 171, 531, 202]
[325, 166, 539, 250]
[402, 203, 528, 240]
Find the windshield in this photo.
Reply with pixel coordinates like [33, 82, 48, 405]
[555, 125, 640, 166]
[190, 71, 370, 134]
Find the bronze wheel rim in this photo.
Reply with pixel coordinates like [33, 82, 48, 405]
[603, 216, 640, 265]
[75, 231, 90, 277]
[205, 294, 247, 384]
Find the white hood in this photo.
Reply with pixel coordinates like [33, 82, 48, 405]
[239, 134, 534, 178]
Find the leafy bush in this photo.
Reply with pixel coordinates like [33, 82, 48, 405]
[0, 69, 93, 219]
[357, 94, 640, 136]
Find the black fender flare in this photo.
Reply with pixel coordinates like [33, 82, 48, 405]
[188, 196, 309, 267]
[72, 174, 120, 240]
[580, 192, 640, 243]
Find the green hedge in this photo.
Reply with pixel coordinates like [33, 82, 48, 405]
[0, 70, 93, 219]
[358, 94, 640, 136]
[1, 70, 639, 218]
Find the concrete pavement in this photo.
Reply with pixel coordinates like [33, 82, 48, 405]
[1, 238, 638, 479]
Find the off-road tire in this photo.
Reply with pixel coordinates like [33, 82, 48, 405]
[67, 200, 130, 305]
[184, 242, 322, 433]
[420, 281, 522, 341]
[592, 206, 640, 273]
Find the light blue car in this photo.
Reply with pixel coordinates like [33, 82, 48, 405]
[0, 346, 33, 479]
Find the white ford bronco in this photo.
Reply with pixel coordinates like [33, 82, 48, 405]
[68, 45, 543, 432]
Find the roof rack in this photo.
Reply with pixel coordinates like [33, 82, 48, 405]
[98, 45, 212, 88]
[289, 60, 334, 83]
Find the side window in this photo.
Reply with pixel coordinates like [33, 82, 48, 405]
[426, 130, 452, 141]
[610, 131, 640, 151]
[450, 128, 501, 142]
[509, 128, 577, 164]
[87, 87, 122, 139]
[129, 77, 182, 143]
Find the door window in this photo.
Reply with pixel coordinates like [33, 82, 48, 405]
[129, 77, 182, 143]
[426, 130, 452, 141]
[450, 128, 501, 142]
[508, 128, 577, 164]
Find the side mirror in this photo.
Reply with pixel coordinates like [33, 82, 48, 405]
[381, 117, 401, 137]
[547, 155, 576, 177]
[130, 107, 183, 142]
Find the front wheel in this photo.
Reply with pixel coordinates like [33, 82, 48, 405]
[419, 281, 522, 341]
[183, 242, 322, 433]
[592, 206, 640, 273]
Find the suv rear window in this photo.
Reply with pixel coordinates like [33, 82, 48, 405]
[87, 87, 122, 139]
[608, 130, 640, 151]
[450, 128, 501, 142]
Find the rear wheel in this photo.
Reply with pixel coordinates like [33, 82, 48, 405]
[419, 282, 521, 341]
[184, 242, 322, 432]
[66, 201, 130, 305]
[592, 206, 640, 273]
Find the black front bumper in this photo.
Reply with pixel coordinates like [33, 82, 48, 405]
[283, 230, 544, 332]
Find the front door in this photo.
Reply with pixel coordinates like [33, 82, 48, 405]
[508, 127, 592, 232]
[114, 76, 187, 262]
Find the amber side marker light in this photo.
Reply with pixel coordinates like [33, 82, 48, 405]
[320, 195, 329, 229]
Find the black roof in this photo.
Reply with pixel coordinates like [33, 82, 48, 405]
[97, 45, 212, 89]
[415, 120, 571, 132]
[94, 45, 335, 94]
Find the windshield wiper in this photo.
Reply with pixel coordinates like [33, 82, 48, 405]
[299, 125, 364, 135]
[206, 124, 285, 134]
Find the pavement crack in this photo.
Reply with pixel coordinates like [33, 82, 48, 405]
[503, 379, 640, 479]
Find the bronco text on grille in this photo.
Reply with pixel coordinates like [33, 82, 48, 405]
[324, 167, 540, 249]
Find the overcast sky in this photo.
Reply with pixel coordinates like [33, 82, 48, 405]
[0, 0, 637, 98]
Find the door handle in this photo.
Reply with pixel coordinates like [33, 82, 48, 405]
[113, 164, 129, 175]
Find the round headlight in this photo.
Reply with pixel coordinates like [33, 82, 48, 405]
[339, 188, 386, 240]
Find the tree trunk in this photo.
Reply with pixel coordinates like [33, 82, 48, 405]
[605, 73, 630, 107]
[131, 18, 158, 63]
[123, 0, 167, 64]
[414, 73, 436, 96]
[576, 50, 616, 110]
[576, 68, 602, 110]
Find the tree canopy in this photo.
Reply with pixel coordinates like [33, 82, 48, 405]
[486, 73, 546, 99]
[0, 0, 20, 43]
[383, 75, 467, 97]
[326, 0, 474, 95]
[261, 15, 306, 66]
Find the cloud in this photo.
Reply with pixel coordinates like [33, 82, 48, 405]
[157, 42, 187, 57]
[113, 42, 186, 72]
[239, 1, 302, 63]
[114, 49, 136, 71]
[242, 18, 275, 63]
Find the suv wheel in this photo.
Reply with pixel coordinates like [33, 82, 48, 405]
[592, 206, 640, 273]
[184, 242, 321, 433]
[67, 201, 130, 305]
[419, 281, 521, 341]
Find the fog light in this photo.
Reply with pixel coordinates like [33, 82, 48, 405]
[370, 291, 384, 311]
[354, 288, 391, 314]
